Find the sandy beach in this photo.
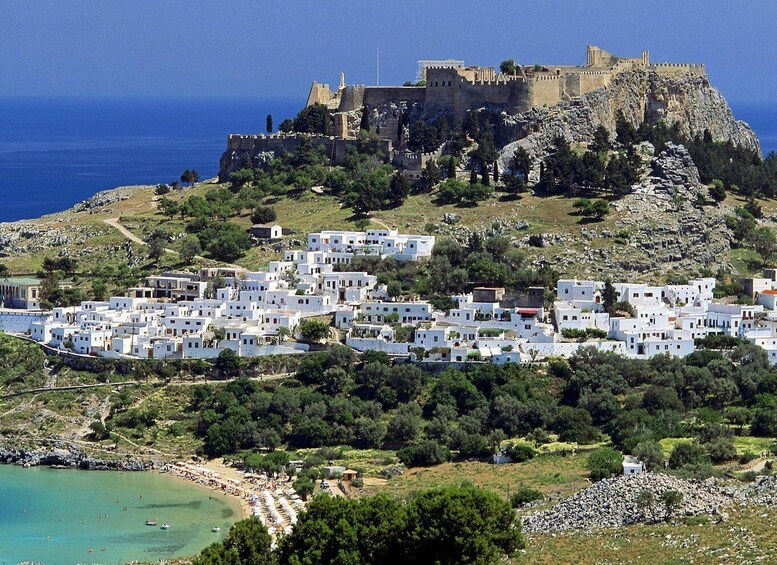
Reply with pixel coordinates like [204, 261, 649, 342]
[160, 458, 305, 535]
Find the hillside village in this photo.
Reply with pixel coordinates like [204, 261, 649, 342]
[4, 226, 777, 366]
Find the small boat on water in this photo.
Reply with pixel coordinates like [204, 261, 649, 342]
[160, 524, 170, 530]
[212, 526, 221, 532]
[145, 520, 157, 526]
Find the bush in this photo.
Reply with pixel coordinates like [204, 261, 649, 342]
[704, 436, 737, 463]
[299, 319, 331, 342]
[586, 447, 623, 481]
[738, 450, 757, 464]
[510, 485, 543, 507]
[251, 205, 277, 225]
[397, 440, 451, 467]
[504, 443, 536, 463]
[668, 442, 710, 469]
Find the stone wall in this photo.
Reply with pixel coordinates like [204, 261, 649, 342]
[362, 86, 426, 110]
[218, 134, 393, 180]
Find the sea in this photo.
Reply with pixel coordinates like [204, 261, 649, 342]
[0, 96, 302, 223]
[0, 465, 240, 564]
[0, 97, 774, 224]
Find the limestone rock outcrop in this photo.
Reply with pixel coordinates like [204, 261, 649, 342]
[497, 69, 760, 171]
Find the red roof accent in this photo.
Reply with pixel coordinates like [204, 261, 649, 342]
[518, 308, 539, 315]
[762, 290, 777, 295]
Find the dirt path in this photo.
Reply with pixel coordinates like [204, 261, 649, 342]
[369, 217, 392, 230]
[103, 217, 181, 256]
[103, 217, 146, 245]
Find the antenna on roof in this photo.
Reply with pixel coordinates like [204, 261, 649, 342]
[376, 43, 380, 86]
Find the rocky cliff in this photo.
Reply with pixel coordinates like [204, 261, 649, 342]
[497, 69, 760, 171]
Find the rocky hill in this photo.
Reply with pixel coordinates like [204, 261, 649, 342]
[497, 68, 760, 171]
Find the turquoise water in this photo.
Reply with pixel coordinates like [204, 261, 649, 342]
[0, 465, 240, 565]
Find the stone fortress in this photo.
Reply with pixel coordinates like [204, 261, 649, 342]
[307, 46, 705, 136]
[219, 47, 707, 180]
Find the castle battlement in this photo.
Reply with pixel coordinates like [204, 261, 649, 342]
[299, 46, 706, 138]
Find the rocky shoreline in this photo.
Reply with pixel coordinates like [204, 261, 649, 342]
[0, 444, 149, 471]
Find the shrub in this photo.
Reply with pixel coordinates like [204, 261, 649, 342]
[510, 485, 543, 507]
[504, 443, 536, 463]
[397, 440, 451, 467]
[668, 442, 710, 469]
[586, 447, 623, 481]
[251, 205, 277, 225]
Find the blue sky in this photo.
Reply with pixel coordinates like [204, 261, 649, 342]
[1, 0, 775, 102]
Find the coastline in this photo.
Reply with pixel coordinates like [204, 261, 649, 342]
[160, 459, 252, 520]
[159, 463, 248, 521]
[160, 458, 306, 535]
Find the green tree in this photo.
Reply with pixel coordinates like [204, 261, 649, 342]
[42, 257, 58, 275]
[293, 103, 331, 135]
[586, 447, 623, 481]
[321, 366, 349, 395]
[194, 516, 275, 565]
[266, 113, 273, 134]
[446, 155, 456, 179]
[499, 59, 517, 75]
[214, 348, 241, 377]
[602, 278, 617, 315]
[749, 226, 777, 266]
[636, 489, 655, 520]
[147, 235, 167, 262]
[389, 171, 410, 205]
[181, 169, 200, 185]
[421, 159, 441, 191]
[0, 264, 8, 278]
[204, 223, 251, 262]
[668, 442, 709, 469]
[634, 440, 664, 471]
[590, 125, 611, 153]
[510, 147, 532, 180]
[299, 319, 331, 342]
[403, 485, 525, 564]
[659, 490, 683, 522]
[91, 279, 108, 301]
[250, 206, 277, 225]
[158, 197, 179, 219]
[709, 179, 726, 203]
[179, 235, 202, 264]
[229, 168, 255, 189]
[510, 485, 543, 507]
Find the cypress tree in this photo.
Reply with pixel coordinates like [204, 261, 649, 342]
[266, 114, 273, 134]
[360, 109, 370, 132]
[493, 161, 499, 183]
[470, 168, 478, 185]
[447, 157, 456, 179]
[481, 162, 490, 186]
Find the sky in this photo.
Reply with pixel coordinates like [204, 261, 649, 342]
[1, 0, 776, 102]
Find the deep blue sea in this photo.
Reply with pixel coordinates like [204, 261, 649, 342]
[0, 96, 302, 222]
[0, 97, 773, 223]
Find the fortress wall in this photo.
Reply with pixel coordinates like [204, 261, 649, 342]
[529, 75, 563, 107]
[363, 86, 426, 108]
[306, 82, 335, 107]
[338, 85, 365, 112]
[650, 63, 706, 76]
[219, 134, 392, 179]
[564, 70, 612, 97]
